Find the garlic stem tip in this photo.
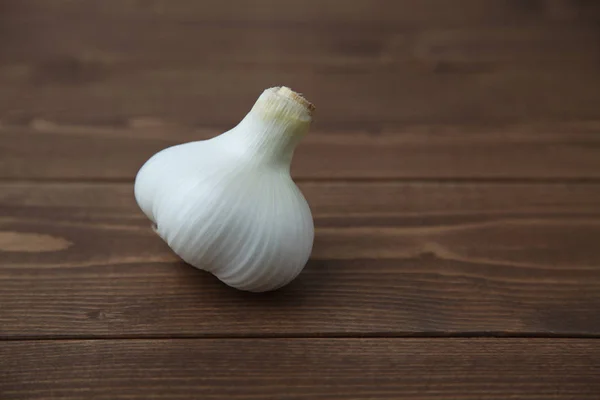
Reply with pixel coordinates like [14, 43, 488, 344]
[275, 86, 315, 114]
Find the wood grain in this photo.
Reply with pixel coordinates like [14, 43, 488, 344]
[7, 0, 600, 26]
[1, 182, 599, 337]
[1, 0, 600, 127]
[2, 1, 600, 398]
[2, 0, 600, 180]
[1, 338, 599, 399]
[2, 121, 600, 179]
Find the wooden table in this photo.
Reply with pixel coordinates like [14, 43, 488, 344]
[1, 1, 600, 399]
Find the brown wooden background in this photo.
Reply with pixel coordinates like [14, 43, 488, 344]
[1, 1, 600, 399]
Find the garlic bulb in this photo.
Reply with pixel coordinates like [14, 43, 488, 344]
[134, 86, 315, 292]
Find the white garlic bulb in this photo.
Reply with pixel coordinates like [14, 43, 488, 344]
[134, 86, 315, 292]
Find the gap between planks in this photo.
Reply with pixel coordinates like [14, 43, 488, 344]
[2, 332, 600, 342]
[3, 177, 600, 185]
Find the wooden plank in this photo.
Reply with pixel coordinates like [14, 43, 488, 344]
[1, 338, 599, 399]
[1, 182, 599, 337]
[2, 6, 598, 70]
[2, 1, 600, 180]
[1, 1, 600, 127]
[1, 47, 599, 128]
[2, 122, 600, 179]
[5, 0, 600, 27]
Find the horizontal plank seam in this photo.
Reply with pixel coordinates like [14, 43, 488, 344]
[2, 177, 600, 185]
[2, 333, 600, 341]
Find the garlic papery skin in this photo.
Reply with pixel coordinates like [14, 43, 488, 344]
[134, 87, 315, 292]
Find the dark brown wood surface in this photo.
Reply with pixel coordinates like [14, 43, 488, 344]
[3, 121, 600, 179]
[1, 0, 599, 399]
[1, 182, 600, 338]
[2, 339, 600, 400]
